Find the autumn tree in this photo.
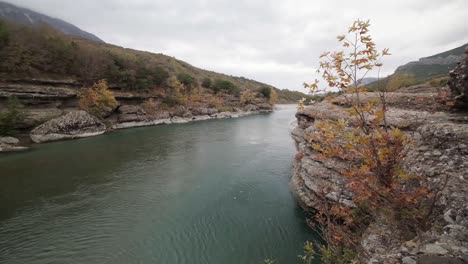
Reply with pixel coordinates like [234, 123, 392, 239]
[240, 90, 257, 105]
[300, 19, 436, 263]
[79, 80, 117, 117]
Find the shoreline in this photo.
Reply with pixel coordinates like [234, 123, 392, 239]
[0, 110, 273, 152]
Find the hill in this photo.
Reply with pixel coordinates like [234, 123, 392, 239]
[0, 1, 103, 42]
[368, 43, 467, 91]
[0, 17, 307, 103]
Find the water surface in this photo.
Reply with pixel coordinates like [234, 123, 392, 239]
[0, 105, 316, 264]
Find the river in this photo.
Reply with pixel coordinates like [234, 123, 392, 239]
[0, 105, 318, 264]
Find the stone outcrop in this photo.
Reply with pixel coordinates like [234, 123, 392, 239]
[0, 79, 274, 145]
[0, 136, 27, 152]
[30, 110, 107, 143]
[290, 92, 468, 263]
[448, 48, 468, 109]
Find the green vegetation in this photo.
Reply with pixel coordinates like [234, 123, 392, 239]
[0, 97, 23, 135]
[0, 20, 9, 48]
[275, 89, 312, 104]
[259, 86, 272, 98]
[211, 79, 240, 95]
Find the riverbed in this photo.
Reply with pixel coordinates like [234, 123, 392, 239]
[0, 105, 317, 264]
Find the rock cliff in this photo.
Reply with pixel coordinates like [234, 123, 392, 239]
[448, 48, 468, 109]
[290, 92, 468, 263]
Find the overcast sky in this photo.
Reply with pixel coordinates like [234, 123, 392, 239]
[7, 0, 468, 91]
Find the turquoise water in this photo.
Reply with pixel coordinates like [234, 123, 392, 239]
[0, 105, 317, 264]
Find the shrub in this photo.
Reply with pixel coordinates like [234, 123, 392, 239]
[0, 97, 23, 136]
[79, 80, 117, 117]
[166, 76, 184, 94]
[142, 98, 159, 114]
[201, 77, 212, 88]
[177, 73, 195, 86]
[0, 20, 10, 49]
[240, 90, 257, 104]
[211, 79, 240, 95]
[259, 86, 272, 98]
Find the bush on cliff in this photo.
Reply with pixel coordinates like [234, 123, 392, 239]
[79, 80, 117, 117]
[0, 20, 9, 49]
[211, 79, 240, 95]
[0, 97, 23, 136]
[300, 19, 437, 263]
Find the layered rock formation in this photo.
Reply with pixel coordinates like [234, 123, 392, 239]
[0, 79, 274, 144]
[290, 92, 468, 263]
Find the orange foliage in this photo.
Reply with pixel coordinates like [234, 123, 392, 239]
[301, 19, 437, 263]
[79, 80, 117, 117]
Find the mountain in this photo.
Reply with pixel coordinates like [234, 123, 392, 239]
[361, 77, 379, 86]
[394, 43, 467, 80]
[0, 1, 103, 42]
[368, 43, 468, 91]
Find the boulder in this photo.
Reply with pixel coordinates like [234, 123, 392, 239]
[30, 110, 106, 143]
[0, 136, 19, 145]
[243, 104, 258, 111]
[0, 136, 27, 152]
[448, 50, 468, 108]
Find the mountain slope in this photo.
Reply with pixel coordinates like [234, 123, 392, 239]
[0, 19, 309, 104]
[368, 43, 467, 91]
[394, 43, 467, 80]
[0, 1, 103, 42]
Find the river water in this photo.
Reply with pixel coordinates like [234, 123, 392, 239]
[0, 105, 317, 264]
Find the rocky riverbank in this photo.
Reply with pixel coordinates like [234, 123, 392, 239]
[0, 80, 273, 151]
[291, 97, 468, 263]
[290, 89, 468, 263]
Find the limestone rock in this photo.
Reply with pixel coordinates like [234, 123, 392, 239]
[30, 110, 106, 143]
[118, 105, 146, 115]
[191, 107, 218, 116]
[0, 136, 19, 145]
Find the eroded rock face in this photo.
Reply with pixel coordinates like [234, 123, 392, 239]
[290, 94, 468, 263]
[30, 110, 106, 143]
[448, 49, 468, 109]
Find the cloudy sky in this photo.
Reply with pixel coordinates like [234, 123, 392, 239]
[7, 0, 468, 90]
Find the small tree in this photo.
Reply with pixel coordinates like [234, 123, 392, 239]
[79, 80, 117, 117]
[240, 90, 257, 105]
[259, 86, 272, 98]
[0, 20, 10, 49]
[0, 97, 23, 136]
[301, 19, 435, 262]
[165, 76, 188, 106]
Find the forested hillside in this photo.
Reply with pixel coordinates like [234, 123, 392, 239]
[0, 19, 307, 102]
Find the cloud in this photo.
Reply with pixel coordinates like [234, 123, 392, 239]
[7, 0, 468, 91]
